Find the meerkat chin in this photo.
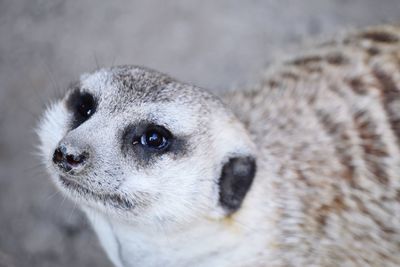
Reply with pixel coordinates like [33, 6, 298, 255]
[38, 25, 400, 267]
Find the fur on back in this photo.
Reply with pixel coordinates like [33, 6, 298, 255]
[224, 24, 400, 266]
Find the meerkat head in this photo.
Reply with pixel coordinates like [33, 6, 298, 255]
[38, 65, 256, 228]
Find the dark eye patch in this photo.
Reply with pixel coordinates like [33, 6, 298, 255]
[66, 89, 97, 129]
[121, 122, 188, 167]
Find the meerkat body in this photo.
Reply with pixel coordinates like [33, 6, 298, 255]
[38, 25, 400, 267]
[224, 24, 400, 266]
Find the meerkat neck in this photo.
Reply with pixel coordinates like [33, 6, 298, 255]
[83, 197, 272, 267]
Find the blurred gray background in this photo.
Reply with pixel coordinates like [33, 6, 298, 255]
[1, 0, 400, 266]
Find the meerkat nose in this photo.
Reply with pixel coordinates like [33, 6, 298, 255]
[52, 144, 89, 173]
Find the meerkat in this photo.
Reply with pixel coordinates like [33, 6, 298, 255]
[38, 24, 400, 267]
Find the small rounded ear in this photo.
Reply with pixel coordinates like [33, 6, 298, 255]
[218, 156, 256, 214]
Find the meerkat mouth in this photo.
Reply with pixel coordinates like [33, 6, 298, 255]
[58, 175, 135, 210]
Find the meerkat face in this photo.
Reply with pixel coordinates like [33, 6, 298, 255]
[38, 66, 256, 227]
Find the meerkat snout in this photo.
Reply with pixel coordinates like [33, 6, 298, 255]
[52, 143, 89, 173]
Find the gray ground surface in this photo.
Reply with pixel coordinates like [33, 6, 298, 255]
[1, 1, 400, 266]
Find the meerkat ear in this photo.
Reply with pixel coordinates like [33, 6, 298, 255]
[210, 108, 257, 214]
[218, 156, 256, 214]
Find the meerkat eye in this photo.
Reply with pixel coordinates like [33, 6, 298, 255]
[139, 126, 171, 150]
[75, 93, 96, 118]
[66, 89, 97, 129]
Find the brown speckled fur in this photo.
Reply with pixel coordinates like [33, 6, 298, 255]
[224, 25, 400, 266]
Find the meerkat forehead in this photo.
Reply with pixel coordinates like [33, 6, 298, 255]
[79, 65, 215, 106]
[74, 65, 222, 134]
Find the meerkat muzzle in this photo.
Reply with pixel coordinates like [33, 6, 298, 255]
[52, 144, 89, 174]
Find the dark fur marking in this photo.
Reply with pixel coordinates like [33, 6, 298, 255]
[289, 53, 348, 69]
[267, 79, 281, 88]
[316, 196, 346, 230]
[315, 110, 357, 187]
[280, 71, 299, 81]
[65, 87, 98, 130]
[295, 169, 312, 187]
[325, 52, 349, 65]
[347, 77, 368, 95]
[366, 46, 381, 57]
[361, 31, 399, 44]
[218, 157, 256, 213]
[373, 68, 400, 147]
[121, 122, 188, 168]
[353, 111, 389, 185]
[352, 195, 396, 235]
[303, 65, 323, 73]
[290, 55, 322, 66]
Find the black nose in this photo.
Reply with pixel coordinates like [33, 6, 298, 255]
[52, 145, 88, 173]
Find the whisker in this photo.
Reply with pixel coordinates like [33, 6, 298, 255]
[44, 190, 61, 202]
[93, 51, 100, 70]
[22, 163, 49, 176]
[68, 196, 79, 221]
[40, 61, 61, 101]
